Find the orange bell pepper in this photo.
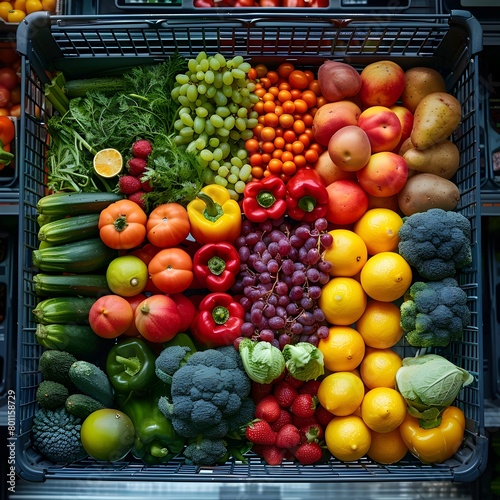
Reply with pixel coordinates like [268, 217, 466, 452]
[399, 406, 466, 464]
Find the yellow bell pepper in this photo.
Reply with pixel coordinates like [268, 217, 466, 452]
[187, 184, 242, 245]
[399, 406, 466, 464]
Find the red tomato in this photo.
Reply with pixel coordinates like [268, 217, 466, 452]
[170, 293, 197, 332]
[0, 68, 18, 90]
[146, 203, 191, 248]
[148, 247, 194, 294]
[0, 86, 10, 108]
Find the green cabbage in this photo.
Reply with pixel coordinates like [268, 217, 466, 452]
[238, 339, 285, 384]
[282, 342, 324, 381]
[395, 354, 474, 428]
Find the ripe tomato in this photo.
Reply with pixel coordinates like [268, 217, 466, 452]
[0, 86, 10, 108]
[0, 68, 18, 91]
[146, 203, 191, 248]
[148, 247, 193, 294]
[289, 70, 310, 90]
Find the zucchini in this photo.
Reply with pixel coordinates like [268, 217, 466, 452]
[37, 213, 65, 227]
[69, 360, 114, 407]
[36, 192, 124, 217]
[38, 214, 100, 245]
[32, 238, 118, 273]
[33, 297, 96, 325]
[35, 323, 111, 360]
[33, 273, 110, 297]
[63, 77, 126, 98]
[65, 393, 105, 419]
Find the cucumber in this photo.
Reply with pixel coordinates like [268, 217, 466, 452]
[33, 297, 96, 325]
[32, 238, 118, 273]
[35, 323, 111, 360]
[69, 360, 114, 407]
[33, 274, 110, 297]
[38, 214, 100, 245]
[65, 393, 105, 419]
[63, 77, 126, 98]
[36, 192, 124, 217]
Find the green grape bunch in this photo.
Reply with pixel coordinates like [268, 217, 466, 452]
[171, 52, 260, 200]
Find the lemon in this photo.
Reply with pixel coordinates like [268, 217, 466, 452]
[106, 255, 148, 297]
[325, 415, 371, 462]
[323, 229, 368, 277]
[93, 148, 123, 178]
[360, 387, 407, 433]
[318, 326, 366, 373]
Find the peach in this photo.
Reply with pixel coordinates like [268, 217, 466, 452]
[318, 60, 362, 103]
[356, 152, 408, 197]
[357, 106, 402, 153]
[314, 150, 357, 186]
[359, 60, 405, 108]
[328, 125, 371, 171]
[325, 179, 370, 226]
[312, 100, 362, 146]
[390, 105, 414, 152]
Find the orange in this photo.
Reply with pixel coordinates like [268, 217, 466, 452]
[359, 347, 403, 389]
[367, 427, 409, 464]
[325, 415, 371, 462]
[354, 208, 404, 255]
[93, 148, 123, 178]
[318, 326, 365, 372]
[0, 2, 13, 21]
[355, 299, 404, 349]
[360, 387, 407, 433]
[317, 371, 365, 416]
[323, 229, 368, 277]
[360, 252, 412, 302]
[318, 277, 367, 325]
[26, 0, 43, 13]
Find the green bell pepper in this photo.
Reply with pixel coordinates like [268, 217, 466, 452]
[106, 337, 157, 393]
[120, 390, 185, 465]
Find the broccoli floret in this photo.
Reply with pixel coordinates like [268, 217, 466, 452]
[32, 407, 87, 463]
[183, 436, 227, 465]
[157, 346, 254, 452]
[398, 208, 472, 281]
[155, 345, 193, 384]
[36, 380, 69, 410]
[400, 277, 471, 348]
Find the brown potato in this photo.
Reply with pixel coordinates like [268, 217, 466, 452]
[401, 67, 447, 113]
[397, 173, 460, 215]
[403, 139, 460, 179]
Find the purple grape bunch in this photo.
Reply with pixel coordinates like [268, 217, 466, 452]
[231, 216, 334, 349]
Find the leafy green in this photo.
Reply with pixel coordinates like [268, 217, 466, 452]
[282, 342, 324, 381]
[395, 354, 474, 428]
[238, 339, 285, 384]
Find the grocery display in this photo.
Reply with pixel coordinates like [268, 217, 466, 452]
[7, 6, 487, 487]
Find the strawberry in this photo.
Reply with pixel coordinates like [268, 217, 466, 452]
[273, 381, 298, 409]
[245, 419, 276, 445]
[269, 409, 293, 432]
[275, 423, 301, 450]
[139, 176, 154, 193]
[291, 393, 317, 419]
[257, 444, 286, 466]
[299, 423, 324, 444]
[251, 381, 273, 403]
[298, 379, 321, 396]
[294, 441, 323, 465]
[127, 190, 147, 210]
[127, 157, 147, 177]
[131, 139, 152, 159]
[284, 372, 304, 389]
[118, 175, 141, 195]
[315, 404, 334, 428]
[292, 414, 319, 429]
[254, 395, 281, 423]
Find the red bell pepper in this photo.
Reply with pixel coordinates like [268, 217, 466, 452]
[242, 176, 287, 223]
[0, 116, 15, 166]
[190, 292, 245, 348]
[193, 242, 241, 293]
[285, 168, 329, 223]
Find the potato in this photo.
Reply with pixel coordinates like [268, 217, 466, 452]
[397, 173, 460, 215]
[411, 92, 462, 150]
[403, 139, 460, 179]
[401, 67, 447, 113]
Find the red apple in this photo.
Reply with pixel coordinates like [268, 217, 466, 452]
[390, 105, 414, 153]
[328, 125, 372, 172]
[312, 100, 362, 146]
[135, 294, 182, 343]
[314, 150, 357, 186]
[359, 60, 405, 108]
[356, 152, 408, 197]
[357, 106, 402, 153]
[325, 179, 370, 225]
